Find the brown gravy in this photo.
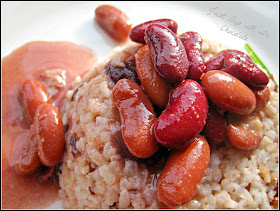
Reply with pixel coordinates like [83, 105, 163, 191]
[2, 41, 97, 209]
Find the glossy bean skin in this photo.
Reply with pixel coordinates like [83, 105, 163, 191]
[227, 124, 261, 150]
[34, 103, 65, 167]
[112, 79, 159, 158]
[135, 45, 171, 108]
[14, 125, 41, 175]
[205, 51, 225, 71]
[180, 32, 206, 81]
[95, 5, 132, 42]
[205, 50, 252, 71]
[202, 103, 227, 145]
[201, 70, 256, 115]
[129, 19, 178, 44]
[19, 79, 51, 124]
[145, 24, 189, 84]
[153, 80, 208, 149]
[157, 135, 210, 207]
[205, 50, 269, 89]
[254, 85, 270, 112]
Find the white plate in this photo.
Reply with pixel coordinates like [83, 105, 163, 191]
[1, 1, 279, 209]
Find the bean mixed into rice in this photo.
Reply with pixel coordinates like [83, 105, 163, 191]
[58, 39, 279, 209]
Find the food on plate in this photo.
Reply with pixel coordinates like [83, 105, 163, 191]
[205, 49, 269, 89]
[180, 31, 206, 81]
[153, 79, 208, 149]
[19, 79, 51, 124]
[58, 12, 278, 208]
[15, 101, 65, 175]
[201, 70, 257, 115]
[95, 4, 132, 42]
[157, 135, 210, 207]
[201, 103, 228, 145]
[145, 23, 189, 84]
[15, 78, 65, 176]
[2, 4, 278, 210]
[34, 103, 65, 167]
[112, 79, 159, 158]
[227, 124, 261, 150]
[14, 123, 41, 175]
[135, 45, 171, 108]
[2, 41, 97, 209]
[129, 19, 178, 44]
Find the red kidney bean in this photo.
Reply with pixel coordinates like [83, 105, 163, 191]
[254, 85, 270, 112]
[205, 49, 269, 89]
[205, 51, 225, 72]
[157, 135, 210, 207]
[112, 79, 159, 158]
[95, 5, 132, 42]
[201, 70, 256, 115]
[227, 124, 261, 150]
[224, 50, 269, 89]
[153, 80, 208, 149]
[205, 50, 252, 72]
[14, 125, 41, 175]
[135, 45, 171, 109]
[144, 24, 189, 84]
[202, 103, 227, 144]
[180, 32, 206, 81]
[34, 103, 65, 167]
[129, 19, 178, 44]
[19, 79, 51, 124]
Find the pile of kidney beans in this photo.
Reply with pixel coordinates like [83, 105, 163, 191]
[14, 79, 65, 182]
[100, 9, 270, 207]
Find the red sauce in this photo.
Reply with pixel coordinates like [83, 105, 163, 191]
[2, 41, 97, 209]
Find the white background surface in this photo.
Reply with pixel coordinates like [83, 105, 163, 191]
[1, 1, 279, 209]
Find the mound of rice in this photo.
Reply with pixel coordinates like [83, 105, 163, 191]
[58, 41, 279, 209]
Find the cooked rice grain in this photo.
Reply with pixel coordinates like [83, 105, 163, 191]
[58, 43, 279, 209]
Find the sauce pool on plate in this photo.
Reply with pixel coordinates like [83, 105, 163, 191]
[2, 41, 97, 209]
